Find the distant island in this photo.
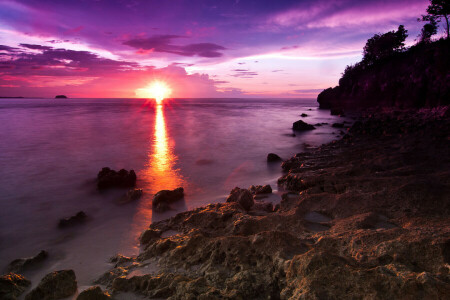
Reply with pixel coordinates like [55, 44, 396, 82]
[55, 95, 68, 99]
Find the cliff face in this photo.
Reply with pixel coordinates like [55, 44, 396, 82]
[318, 39, 450, 109]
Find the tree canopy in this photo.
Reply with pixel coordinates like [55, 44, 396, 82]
[421, 0, 450, 38]
[362, 25, 408, 65]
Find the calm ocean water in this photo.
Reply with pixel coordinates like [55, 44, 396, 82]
[0, 98, 348, 287]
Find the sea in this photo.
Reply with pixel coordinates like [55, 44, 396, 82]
[0, 98, 350, 288]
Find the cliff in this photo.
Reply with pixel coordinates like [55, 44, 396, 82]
[318, 38, 450, 109]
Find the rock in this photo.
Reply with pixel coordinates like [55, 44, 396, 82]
[226, 187, 254, 211]
[54, 95, 67, 99]
[7, 250, 48, 273]
[292, 120, 315, 131]
[301, 113, 308, 117]
[267, 153, 282, 162]
[109, 254, 134, 264]
[249, 185, 272, 195]
[251, 201, 273, 213]
[152, 187, 184, 212]
[0, 273, 31, 300]
[25, 270, 77, 300]
[97, 167, 136, 189]
[76, 286, 110, 300]
[58, 211, 87, 228]
[332, 122, 345, 128]
[140, 228, 162, 245]
[118, 188, 143, 204]
[330, 108, 345, 116]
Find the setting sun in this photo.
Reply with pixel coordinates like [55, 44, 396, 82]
[135, 81, 172, 103]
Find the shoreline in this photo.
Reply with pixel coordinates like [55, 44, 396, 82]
[97, 106, 450, 298]
[3, 106, 449, 299]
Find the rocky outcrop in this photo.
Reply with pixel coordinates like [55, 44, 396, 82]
[94, 107, 450, 299]
[25, 270, 77, 300]
[249, 185, 272, 195]
[7, 250, 48, 273]
[54, 95, 67, 99]
[97, 167, 136, 190]
[267, 153, 282, 162]
[76, 286, 110, 300]
[292, 120, 315, 131]
[226, 187, 254, 211]
[152, 187, 184, 212]
[118, 188, 143, 204]
[0, 273, 31, 300]
[58, 211, 87, 228]
[318, 39, 450, 109]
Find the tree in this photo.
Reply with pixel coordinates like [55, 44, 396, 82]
[362, 25, 408, 64]
[419, 19, 438, 43]
[421, 0, 450, 39]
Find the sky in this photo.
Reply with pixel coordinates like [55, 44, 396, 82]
[0, 0, 437, 98]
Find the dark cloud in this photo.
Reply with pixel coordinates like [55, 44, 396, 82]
[20, 44, 53, 51]
[0, 44, 138, 76]
[0, 45, 19, 52]
[123, 35, 226, 58]
[231, 69, 258, 78]
[272, 69, 283, 72]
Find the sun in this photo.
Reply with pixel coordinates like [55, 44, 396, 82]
[136, 81, 172, 104]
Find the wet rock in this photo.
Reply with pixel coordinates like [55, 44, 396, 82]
[332, 122, 345, 128]
[140, 228, 162, 245]
[118, 188, 143, 204]
[293, 120, 315, 131]
[152, 187, 184, 212]
[76, 286, 110, 300]
[97, 167, 136, 189]
[301, 113, 308, 117]
[330, 108, 345, 116]
[249, 184, 272, 195]
[109, 254, 134, 265]
[251, 201, 273, 213]
[7, 250, 48, 273]
[25, 270, 77, 300]
[58, 211, 87, 228]
[0, 273, 31, 300]
[267, 153, 282, 162]
[226, 187, 254, 211]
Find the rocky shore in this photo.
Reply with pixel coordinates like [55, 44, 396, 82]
[2, 107, 449, 299]
[91, 107, 449, 299]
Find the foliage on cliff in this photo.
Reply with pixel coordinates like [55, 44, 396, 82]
[317, 38, 450, 109]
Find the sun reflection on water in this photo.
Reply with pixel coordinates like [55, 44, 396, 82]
[128, 102, 185, 252]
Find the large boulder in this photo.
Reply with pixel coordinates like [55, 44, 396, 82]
[226, 187, 254, 211]
[293, 120, 315, 131]
[97, 167, 136, 189]
[7, 250, 48, 273]
[0, 273, 31, 300]
[152, 187, 184, 212]
[25, 270, 77, 300]
[58, 211, 87, 228]
[76, 286, 111, 300]
[267, 153, 282, 162]
[118, 188, 143, 204]
[249, 185, 272, 195]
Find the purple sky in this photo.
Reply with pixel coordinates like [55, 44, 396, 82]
[0, 0, 437, 98]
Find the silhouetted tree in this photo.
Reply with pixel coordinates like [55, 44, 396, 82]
[421, 0, 450, 38]
[419, 19, 438, 43]
[363, 25, 408, 65]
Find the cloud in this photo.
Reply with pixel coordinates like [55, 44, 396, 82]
[19, 43, 53, 50]
[230, 69, 258, 78]
[0, 42, 242, 98]
[123, 35, 226, 57]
